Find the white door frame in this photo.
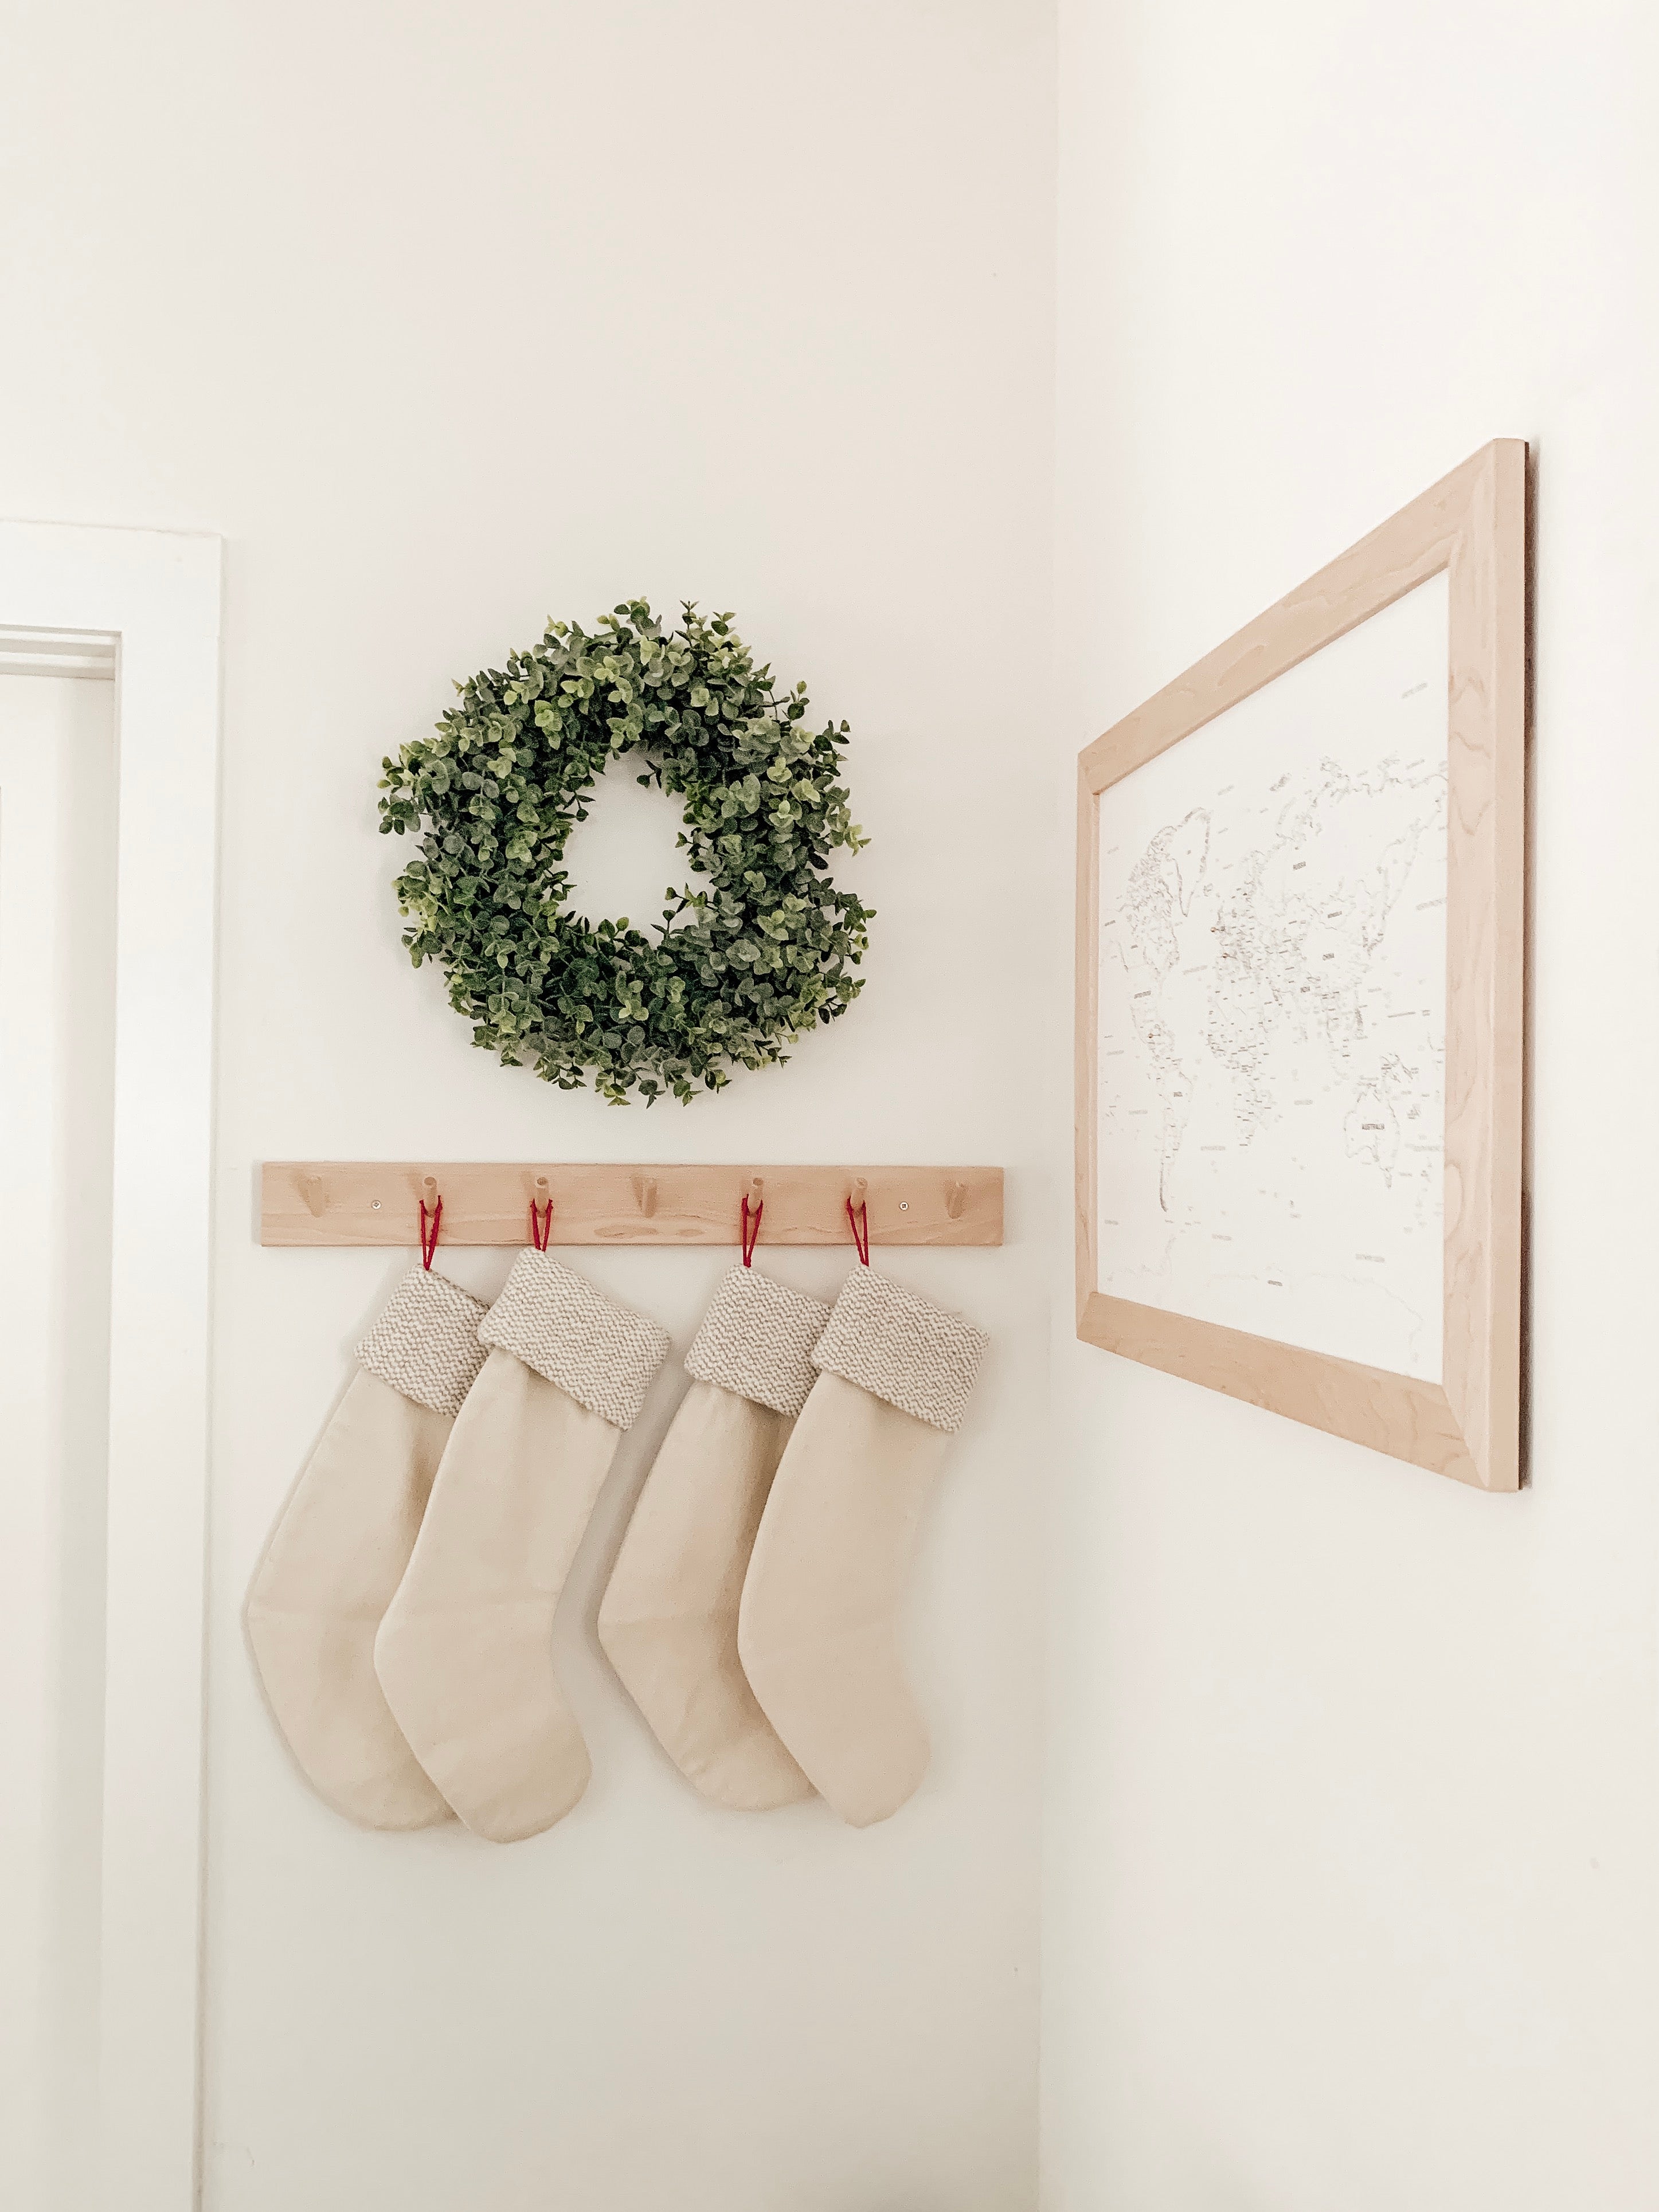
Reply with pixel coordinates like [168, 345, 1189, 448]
[0, 519, 220, 2212]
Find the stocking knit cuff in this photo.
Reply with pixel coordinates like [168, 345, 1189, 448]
[812, 1267, 987, 1434]
[356, 1266, 491, 1417]
[684, 1266, 832, 1419]
[479, 1250, 670, 1431]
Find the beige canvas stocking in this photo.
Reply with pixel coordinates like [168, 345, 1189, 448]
[374, 1251, 669, 1845]
[737, 1267, 985, 1829]
[598, 1265, 830, 1810]
[244, 1266, 489, 1830]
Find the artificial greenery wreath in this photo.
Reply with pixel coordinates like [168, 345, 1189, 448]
[377, 600, 872, 1104]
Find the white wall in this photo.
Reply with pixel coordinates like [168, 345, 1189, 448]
[1, 6, 1054, 2207]
[1047, 4, 1659, 2207]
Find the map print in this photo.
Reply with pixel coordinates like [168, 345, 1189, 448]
[1096, 574, 1449, 1381]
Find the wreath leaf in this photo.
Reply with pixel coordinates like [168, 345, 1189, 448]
[378, 600, 872, 1106]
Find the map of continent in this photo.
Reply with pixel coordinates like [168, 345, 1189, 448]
[1095, 574, 1449, 1381]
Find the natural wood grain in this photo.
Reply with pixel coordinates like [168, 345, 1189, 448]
[1075, 440, 1527, 1492]
[1075, 758, 1101, 1316]
[260, 1162, 1004, 1249]
[1078, 1293, 1481, 1487]
[1078, 449, 1483, 800]
[1440, 440, 1528, 1493]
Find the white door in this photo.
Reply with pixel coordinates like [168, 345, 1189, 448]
[0, 667, 119, 2212]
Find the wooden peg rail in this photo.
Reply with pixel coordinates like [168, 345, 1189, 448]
[259, 1163, 1004, 1248]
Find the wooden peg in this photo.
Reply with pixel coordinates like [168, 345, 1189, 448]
[944, 1178, 967, 1222]
[533, 1174, 551, 1202]
[632, 1175, 658, 1218]
[749, 1174, 765, 1207]
[298, 1174, 327, 1219]
[421, 1175, 440, 1203]
[850, 1176, 868, 1207]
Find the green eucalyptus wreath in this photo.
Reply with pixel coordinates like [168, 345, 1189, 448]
[377, 600, 872, 1104]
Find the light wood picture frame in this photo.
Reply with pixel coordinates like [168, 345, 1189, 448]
[1075, 441, 1527, 1491]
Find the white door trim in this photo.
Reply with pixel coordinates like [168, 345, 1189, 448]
[0, 519, 220, 2212]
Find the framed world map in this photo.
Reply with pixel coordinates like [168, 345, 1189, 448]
[1075, 443, 1527, 1490]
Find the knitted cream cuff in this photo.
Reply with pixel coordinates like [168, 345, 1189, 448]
[479, 1250, 670, 1432]
[357, 1267, 491, 1418]
[684, 1266, 832, 1420]
[811, 1267, 987, 1435]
